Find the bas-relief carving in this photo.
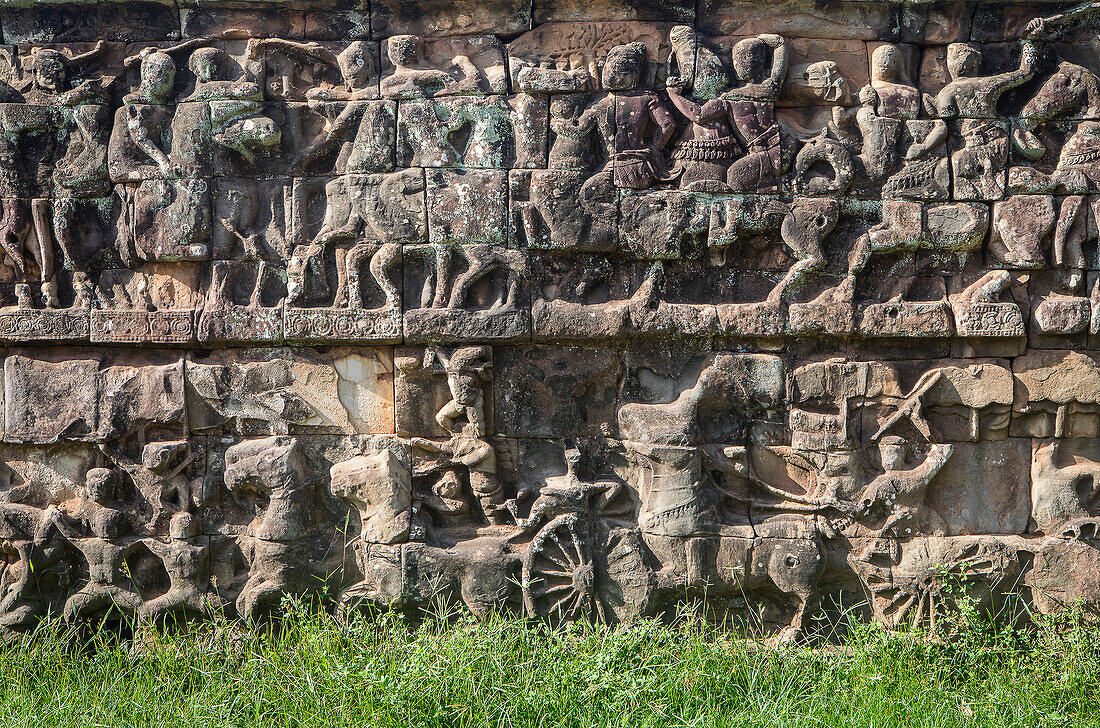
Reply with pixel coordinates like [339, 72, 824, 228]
[1, 1, 1100, 637]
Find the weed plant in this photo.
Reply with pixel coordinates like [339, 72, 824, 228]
[0, 592, 1098, 727]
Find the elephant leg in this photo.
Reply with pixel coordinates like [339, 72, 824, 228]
[369, 242, 401, 310]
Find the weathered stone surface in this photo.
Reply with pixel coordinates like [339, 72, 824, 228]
[0, 0, 1097, 637]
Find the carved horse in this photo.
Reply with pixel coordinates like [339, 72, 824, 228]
[1016, 62, 1100, 285]
[1016, 61, 1100, 161]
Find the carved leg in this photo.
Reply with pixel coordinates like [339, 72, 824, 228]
[500, 255, 526, 311]
[447, 260, 491, 310]
[208, 262, 235, 309]
[1054, 195, 1088, 293]
[30, 199, 57, 307]
[331, 246, 350, 309]
[630, 263, 662, 308]
[432, 245, 455, 309]
[52, 198, 79, 268]
[369, 242, 401, 310]
[342, 244, 375, 310]
[0, 199, 28, 286]
[435, 399, 464, 433]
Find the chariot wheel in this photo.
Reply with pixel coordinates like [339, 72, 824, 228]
[522, 514, 652, 625]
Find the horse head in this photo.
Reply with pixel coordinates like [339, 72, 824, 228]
[1022, 62, 1100, 128]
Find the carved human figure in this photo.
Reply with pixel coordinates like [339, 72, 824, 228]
[22, 42, 107, 105]
[0, 504, 79, 628]
[141, 512, 214, 621]
[1015, 57, 1100, 180]
[111, 46, 216, 264]
[724, 34, 790, 192]
[851, 438, 953, 537]
[185, 46, 281, 165]
[411, 434, 506, 525]
[0, 44, 110, 308]
[126, 48, 178, 105]
[665, 28, 737, 189]
[936, 40, 1037, 199]
[512, 60, 593, 172]
[668, 34, 788, 192]
[381, 35, 483, 100]
[852, 44, 947, 196]
[429, 346, 492, 436]
[64, 508, 143, 622]
[513, 444, 623, 534]
[419, 470, 471, 527]
[667, 25, 728, 102]
[118, 44, 200, 174]
[588, 43, 677, 190]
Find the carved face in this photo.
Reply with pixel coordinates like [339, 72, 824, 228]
[446, 370, 481, 405]
[947, 43, 981, 79]
[601, 44, 643, 91]
[870, 44, 903, 83]
[91, 508, 124, 540]
[189, 48, 222, 83]
[140, 52, 176, 103]
[821, 449, 859, 493]
[339, 42, 373, 89]
[85, 468, 114, 505]
[859, 84, 878, 107]
[732, 38, 766, 83]
[388, 35, 422, 66]
[669, 25, 694, 50]
[435, 471, 463, 499]
[878, 439, 908, 471]
[169, 511, 199, 539]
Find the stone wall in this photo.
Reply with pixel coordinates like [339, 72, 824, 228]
[0, 0, 1096, 636]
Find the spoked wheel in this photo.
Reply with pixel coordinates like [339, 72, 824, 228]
[522, 514, 652, 625]
[851, 538, 1020, 630]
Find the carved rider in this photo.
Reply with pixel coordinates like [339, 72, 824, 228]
[851, 438, 953, 537]
[381, 35, 482, 99]
[936, 40, 1037, 199]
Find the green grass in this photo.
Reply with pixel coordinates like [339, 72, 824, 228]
[0, 600, 1098, 728]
